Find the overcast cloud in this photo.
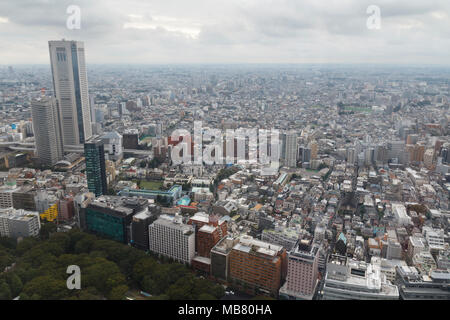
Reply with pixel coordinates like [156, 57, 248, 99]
[0, 0, 449, 64]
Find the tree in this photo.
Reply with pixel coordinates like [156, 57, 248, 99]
[0, 280, 12, 300]
[197, 293, 216, 300]
[22, 275, 68, 300]
[82, 257, 127, 298]
[108, 285, 128, 300]
[39, 222, 57, 240]
[133, 258, 158, 283]
[74, 234, 96, 254]
[5, 273, 23, 297]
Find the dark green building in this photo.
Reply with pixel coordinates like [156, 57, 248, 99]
[84, 139, 107, 197]
[81, 196, 147, 243]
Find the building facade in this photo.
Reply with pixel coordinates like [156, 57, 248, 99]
[84, 138, 107, 197]
[279, 239, 320, 300]
[31, 97, 64, 166]
[148, 214, 195, 264]
[49, 40, 92, 146]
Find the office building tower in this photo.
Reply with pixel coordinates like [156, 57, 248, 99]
[309, 140, 318, 160]
[280, 132, 287, 160]
[89, 94, 96, 123]
[84, 138, 107, 197]
[31, 97, 63, 166]
[279, 238, 320, 300]
[148, 214, 195, 264]
[441, 147, 449, 164]
[346, 148, 356, 164]
[302, 147, 312, 164]
[424, 149, 435, 169]
[49, 40, 92, 146]
[285, 132, 297, 167]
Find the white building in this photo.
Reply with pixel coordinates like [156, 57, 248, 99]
[148, 214, 195, 264]
[262, 226, 299, 251]
[49, 40, 92, 146]
[0, 186, 20, 208]
[101, 131, 123, 161]
[0, 208, 41, 238]
[422, 227, 445, 254]
[391, 203, 411, 226]
[323, 256, 399, 300]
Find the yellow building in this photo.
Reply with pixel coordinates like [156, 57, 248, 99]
[40, 202, 58, 222]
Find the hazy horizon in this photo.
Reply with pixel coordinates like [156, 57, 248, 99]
[1, 0, 449, 65]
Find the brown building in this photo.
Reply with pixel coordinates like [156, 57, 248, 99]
[122, 133, 139, 150]
[58, 198, 75, 221]
[12, 186, 37, 211]
[197, 225, 221, 258]
[188, 212, 228, 250]
[228, 235, 287, 297]
[189, 212, 228, 275]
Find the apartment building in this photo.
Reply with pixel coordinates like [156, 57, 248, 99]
[148, 214, 195, 264]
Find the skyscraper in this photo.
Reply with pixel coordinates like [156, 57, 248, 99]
[31, 97, 63, 166]
[84, 138, 107, 197]
[285, 132, 297, 168]
[49, 40, 92, 146]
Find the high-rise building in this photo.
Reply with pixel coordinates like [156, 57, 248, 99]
[279, 238, 320, 300]
[49, 40, 92, 146]
[284, 132, 297, 168]
[424, 149, 435, 170]
[309, 140, 318, 160]
[148, 214, 195, 264]
[84, 138, 107, 197]
[31, 97, 63, 166]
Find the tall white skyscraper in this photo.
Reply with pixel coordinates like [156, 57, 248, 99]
[49, 40, 92, 146]
[285, 132, 298, 168]
[31, 97, 63, 166]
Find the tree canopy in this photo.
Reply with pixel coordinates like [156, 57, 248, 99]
[0, 229, 224, 300]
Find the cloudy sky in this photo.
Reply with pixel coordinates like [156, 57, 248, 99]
[0, 0, 449, 65]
